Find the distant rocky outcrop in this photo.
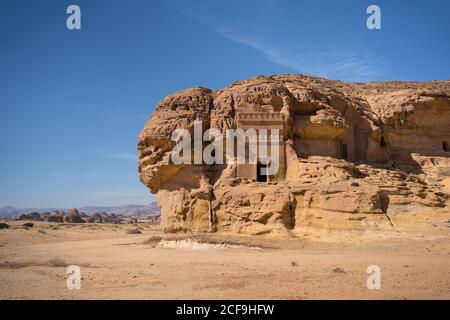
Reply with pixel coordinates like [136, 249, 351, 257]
[63, 209, 85, 223]
[138, 74, 450, 235]
[96, 212, 121, 224]
[0, 205, 160, 225]
[79, 204, 160, 216]
[46, 211, 65, 223]
[40, 212, 51, 220]
[0, 204, 160, 219]
[18, 212, 42, 221]
[85, 212, 103, 223]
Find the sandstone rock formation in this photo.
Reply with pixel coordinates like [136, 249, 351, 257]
[93, 212, 121, 224]
[18, 212, 42, 221]
[86, 212, 103, 223]
[64, 209, 85, 224]
[46, 210, 65, 223]
[138, 74, 450, 236]
[35, 209, 156, 225]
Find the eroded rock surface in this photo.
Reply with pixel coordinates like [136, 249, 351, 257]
[138, 74, 450, 236]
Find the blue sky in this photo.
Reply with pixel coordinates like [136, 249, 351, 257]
[0, 0, 449, 208]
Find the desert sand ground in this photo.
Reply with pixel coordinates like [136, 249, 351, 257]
[0, 220, 449, 300]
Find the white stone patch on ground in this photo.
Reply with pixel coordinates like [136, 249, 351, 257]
[156, 238, 263, 251]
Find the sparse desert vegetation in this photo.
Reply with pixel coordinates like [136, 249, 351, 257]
[0, 222, 10, 229]
[126, 228, 142, 234]
[332, 267, 346, 274]
[0, 220, 449, 299]
[47, 257, 67, 268]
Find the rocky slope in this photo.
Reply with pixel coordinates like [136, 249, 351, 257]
[138, 74, 450, 236]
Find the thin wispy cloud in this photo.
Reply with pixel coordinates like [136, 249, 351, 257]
[214, 27, 383, 82]
[173, 1, 384, 82]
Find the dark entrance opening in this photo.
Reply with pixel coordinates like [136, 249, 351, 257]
[341, 142, 348, 160]
[257, 162, 268, 182]
[443, 141, 449, 152]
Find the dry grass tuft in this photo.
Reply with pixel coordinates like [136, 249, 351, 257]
[332, 267, 345, 274]
[0, 259, 94, 269]
[0, 261, 40, 269]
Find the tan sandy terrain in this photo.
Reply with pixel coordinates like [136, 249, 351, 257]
[0, 220, 449, 300]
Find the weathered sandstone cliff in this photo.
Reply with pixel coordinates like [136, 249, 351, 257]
[138, 74, 450, 236]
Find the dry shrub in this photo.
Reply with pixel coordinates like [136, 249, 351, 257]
[0, 223, 10, 229]
[332, 267, 345, 274]
[47, 257, 67, 267]
[142, 236, 162, 246]
[126, 228, 142, 234]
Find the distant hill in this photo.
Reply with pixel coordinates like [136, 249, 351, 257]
[79, 203, 160, 215]
[0, 203, 160, 218]
[0, 206, 20, 218]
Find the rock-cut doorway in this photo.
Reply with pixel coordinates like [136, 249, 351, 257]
[257, 162, 268, 182]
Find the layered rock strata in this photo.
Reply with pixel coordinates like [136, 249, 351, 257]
[138, 75, 450, 235]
